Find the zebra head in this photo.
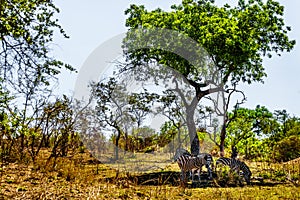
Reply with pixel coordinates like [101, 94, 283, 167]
[239, 161, 252, 185]
[196, 154, 208, 161]
[244, 173, 251, 185]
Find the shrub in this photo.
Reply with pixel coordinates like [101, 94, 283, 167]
[215, 165, 244, 186]
[273, 135, 300, 162]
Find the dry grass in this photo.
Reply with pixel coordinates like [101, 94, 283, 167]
[1, 151, 299, 199]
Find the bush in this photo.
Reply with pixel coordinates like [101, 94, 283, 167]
[215, 165, 244, 186]
[273, 135, 300, 162]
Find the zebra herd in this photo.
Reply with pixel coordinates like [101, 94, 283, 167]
[174, 148, 252, 186]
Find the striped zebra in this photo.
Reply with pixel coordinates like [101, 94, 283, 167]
[174, 148, 214, 181]
[176, 154, 208, 183]
[216, 157, 252, 185]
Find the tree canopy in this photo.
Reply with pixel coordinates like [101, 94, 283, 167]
[122, 0, 295, 155]
[124, 0, 295, 85]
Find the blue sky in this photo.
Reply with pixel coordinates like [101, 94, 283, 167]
[53, 0, 300, 116]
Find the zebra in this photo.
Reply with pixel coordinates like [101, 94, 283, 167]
[176, 154, 208, 183]
[174, 148, 214, 181]
[216, 157, 252, 185]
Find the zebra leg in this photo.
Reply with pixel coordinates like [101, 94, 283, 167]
[181, 169, 186, 182]
[206, 164, 212, 180]
[198, 168, 201, 183]
[191, 169, 195, 182]
[180, 170, 187, 187]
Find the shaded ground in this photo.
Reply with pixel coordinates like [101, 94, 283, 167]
[105, 170, 286, 188]
[106, 171, 219, 186]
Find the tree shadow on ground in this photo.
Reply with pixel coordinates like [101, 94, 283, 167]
[105, 171, 290, 188]
[105, 171, 217, 187]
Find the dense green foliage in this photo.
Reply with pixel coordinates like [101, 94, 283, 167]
[124, 0, 295, 84]
[226, 105, 300, 161]
[273, 135, 300, 162]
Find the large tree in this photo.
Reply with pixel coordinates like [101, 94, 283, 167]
[122, 0, 295, 155]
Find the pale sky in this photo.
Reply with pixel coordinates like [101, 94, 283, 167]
[53, 0, 300, 116]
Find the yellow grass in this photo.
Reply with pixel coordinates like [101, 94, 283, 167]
[1, 151, 299, 199]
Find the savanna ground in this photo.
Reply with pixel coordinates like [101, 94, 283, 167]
[1, 150, 299, 200]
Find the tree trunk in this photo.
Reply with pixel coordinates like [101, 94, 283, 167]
[219, 124, 226, 157]
[186, 104, 200, 155]
[245, 140, 248, 159]
[20, 133, 25, 160]
[231, 146, 238, 159]
[177, 126, 181, 149]
[61, 131, 68, 157]
[114, 128, 121, 160]
[125, 131, 128, 152]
